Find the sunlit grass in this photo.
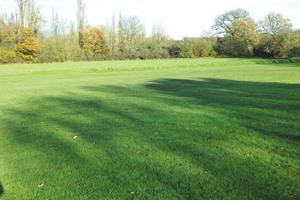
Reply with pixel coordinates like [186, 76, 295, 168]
[0, 58, 299, 199]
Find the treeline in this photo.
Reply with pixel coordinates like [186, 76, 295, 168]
[0, 0, 299, 64]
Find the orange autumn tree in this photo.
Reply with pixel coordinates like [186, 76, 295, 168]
[80, 27, 107, 57]
[15, 27, 40, 62]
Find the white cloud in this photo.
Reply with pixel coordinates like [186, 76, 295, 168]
[1, 0, 300, 39]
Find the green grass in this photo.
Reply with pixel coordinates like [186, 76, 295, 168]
[0, 58, 299, 200]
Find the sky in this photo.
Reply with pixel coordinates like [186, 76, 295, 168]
[1, 0, 300, 39]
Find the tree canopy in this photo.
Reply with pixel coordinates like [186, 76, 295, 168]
[0, 2, 299, 63]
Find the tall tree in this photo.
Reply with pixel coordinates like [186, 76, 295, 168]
[51, 7, 60, 37]
[122, 16, 145, 57]
[118, 13, 125, 53]
[76, 0, 87, 48]
[151, 24, 167, 41]
[213, 9, 258, 56]
[259, 12, 293, 35]
[212, 8, 251, 36]
[15, 0, 41, 33]
[108, 13, 117, 56]
[15, 0, 26, 27]
[256, 12, 293, 57]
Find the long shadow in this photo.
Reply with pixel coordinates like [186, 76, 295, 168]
[0, 182, 3, 197]
[1, 98, 147, 199]
[1, 78, 299, 199]
[146, 78, 300, 142]
[254, 58, 300, 65]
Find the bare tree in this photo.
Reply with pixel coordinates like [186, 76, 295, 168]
[110, 13, 117, 55]
[151, 24, 167, 41]
[118, 13, 125, 53]
[51, 7, 60, 37]
[15, 0, 41, 33]
[76, 0, 87, 47]
[15, 0, 26, 27]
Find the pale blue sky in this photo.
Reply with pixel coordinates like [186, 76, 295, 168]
[1, 0, 300, 39]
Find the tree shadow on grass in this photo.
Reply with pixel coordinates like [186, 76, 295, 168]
[253, 58, 300, 65]
[0, 182, 3, 197]
[145, 78, 300, 143]
[1, 78, 300, 199]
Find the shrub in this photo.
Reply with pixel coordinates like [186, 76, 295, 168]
[215, 36, 254, 57]
[0, 48, 17, 63]
[168, 42, 181, 58]
[38, 42, 68, 63]
[210, 50, 218, 57]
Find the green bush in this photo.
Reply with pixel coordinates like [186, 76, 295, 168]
[210, 50, 218, 57]
[280, 30, 300, 58]
[168, 39, 214, 58]
[215, 37, 254, 57]
[0, 48, 17, 63]
[38, 42, 69, 63]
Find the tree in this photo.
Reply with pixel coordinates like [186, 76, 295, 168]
[76, 0, 87, 48]
[0, 14, 18, 45]
[81, 27, 107, 57]
[280, 30, 300, 57]
[102, 14, 118, 57]
[1, 2, 299, 62]
[15, 0, 26, 27]
[117, 13, 126, 55]
[256, 13, 293, 57]
[259, 12, 292, 35]
[15, 0, 42, 33]
[151, 24, 167, 41]
[109, 14, 117, 56]
[212, 9, 251, 36]
[15, 27, 40, 62]
[213, 9, 258, 57]
[117, 15, 146, 58]
[51, 7, 61, 37]
[37, 8, 71, 63]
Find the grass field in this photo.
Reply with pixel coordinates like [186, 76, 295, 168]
[0, 58, 299, 200]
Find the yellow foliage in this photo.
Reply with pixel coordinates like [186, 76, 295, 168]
[81, 28, 107, 56]
[0, 24, 24, 43]
[0, 48, 17, 63]
[232, 19, 257, 39]
[15, 28, 40, 62]
[210, 50, 218, 57]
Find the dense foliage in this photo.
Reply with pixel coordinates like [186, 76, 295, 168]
[81, 27, 107, 58]
[0, 0, 299, 63]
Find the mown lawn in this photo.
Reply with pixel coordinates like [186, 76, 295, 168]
[0, 58, 299, 200]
